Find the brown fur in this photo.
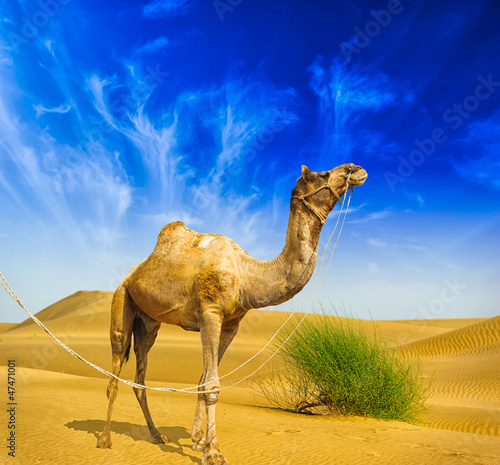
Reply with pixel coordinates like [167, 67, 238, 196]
[198, 267, 224, 303]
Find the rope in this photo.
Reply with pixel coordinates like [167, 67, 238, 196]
[0, 272, 218, 393]
[0, 185, 353, 394]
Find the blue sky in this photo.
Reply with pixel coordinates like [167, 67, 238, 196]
[1, 0, 499, 323]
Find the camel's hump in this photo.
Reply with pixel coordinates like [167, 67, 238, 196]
[154, 221, 240, 255]
[161, 220, 187, 233]
[156, 221, 187, 243]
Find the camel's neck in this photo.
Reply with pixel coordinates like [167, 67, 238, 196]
[240, 198, 329, 309]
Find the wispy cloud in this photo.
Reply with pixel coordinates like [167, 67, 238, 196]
[86, 75, 120, 129]
[143, 0, 196, 18]
[365, 230, 461, 273]
[403, 190, 425, 206]
[0, 54, 12, 65]
[33, 102, 72, 118]
[134, 36, 169, 55]
[308, 56, 415, 163]
[0, 40, 13, 65]
[454, 112, 500, 189]
[309, 58, 398, 113]
[43, 40, 55, 57]
[0, 9, 300, 263]
[0, 68, 132, 251]
[80, 63, 299, 252]
[408, 244, 459, 271]
[348, 208, 391, 225]
[366, 237, 389, 249]
[0, 0, 498, 326]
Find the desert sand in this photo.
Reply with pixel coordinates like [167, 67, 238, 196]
[1, 290, 499, 464]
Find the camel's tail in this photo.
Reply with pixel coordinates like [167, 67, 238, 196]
[122, 312, 150, 364]
[124, 335, 132, 363]
[109, 282, 138, 368]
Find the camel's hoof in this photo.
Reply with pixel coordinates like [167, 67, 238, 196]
[96, 435, 112, 449]
[152, 434, 170, 445]
[202, 451, 228, 465]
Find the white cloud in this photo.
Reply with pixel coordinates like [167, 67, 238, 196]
[33, 102, 72, 118]
[86, 75, 120, 129]
[403, 190, 425, 206]
[79, 67, 301, 259]
[348, 208, 391, 225]
[0, 82, 132, 248]
[143, 0, 195, 18]
[0, 54, 12, 65]
[366, 238, 388, 249]
[134, 36, 169, 55]
[0, 38, 302, 323]
[308, 56, 415, 162]
[454, 112, 500, 189]
[44, 40, 55, 57]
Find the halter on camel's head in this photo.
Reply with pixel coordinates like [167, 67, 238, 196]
[291, 163, 368, 224]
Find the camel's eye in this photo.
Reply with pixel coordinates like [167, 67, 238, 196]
[319, 171, 329, 178]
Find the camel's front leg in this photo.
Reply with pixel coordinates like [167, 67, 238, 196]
[192, 322, 240, 453]
[191, 374, 206, 451]
[198, 310, 228, 465]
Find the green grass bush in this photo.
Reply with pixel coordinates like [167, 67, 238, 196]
[257, 311, 428, 422]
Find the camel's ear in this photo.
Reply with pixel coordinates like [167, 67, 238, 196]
[301, 165, 312, 181]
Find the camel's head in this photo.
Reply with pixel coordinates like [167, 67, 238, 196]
[292, 163, 367, 221]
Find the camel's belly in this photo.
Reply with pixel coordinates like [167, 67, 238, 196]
[126, 261, 201, 330]
[129, 285, 201, 330]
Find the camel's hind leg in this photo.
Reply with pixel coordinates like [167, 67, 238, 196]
[132, 311, 169, 444]
[96, 284, 135, 449]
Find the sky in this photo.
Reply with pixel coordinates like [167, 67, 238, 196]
[0, 0, 499, 324]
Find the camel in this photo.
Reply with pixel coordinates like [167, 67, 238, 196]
[96, 163, 367, 464]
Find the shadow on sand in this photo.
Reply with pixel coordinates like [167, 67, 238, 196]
[65, 419, 201, 463]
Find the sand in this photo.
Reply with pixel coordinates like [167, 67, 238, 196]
[1, 290, 499, 464]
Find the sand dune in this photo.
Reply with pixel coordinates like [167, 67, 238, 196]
[398, 315, 500, 437]
[1, 291, 499, 464]
[401, 316, 500, 357]
[0, 322, 17, 333]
